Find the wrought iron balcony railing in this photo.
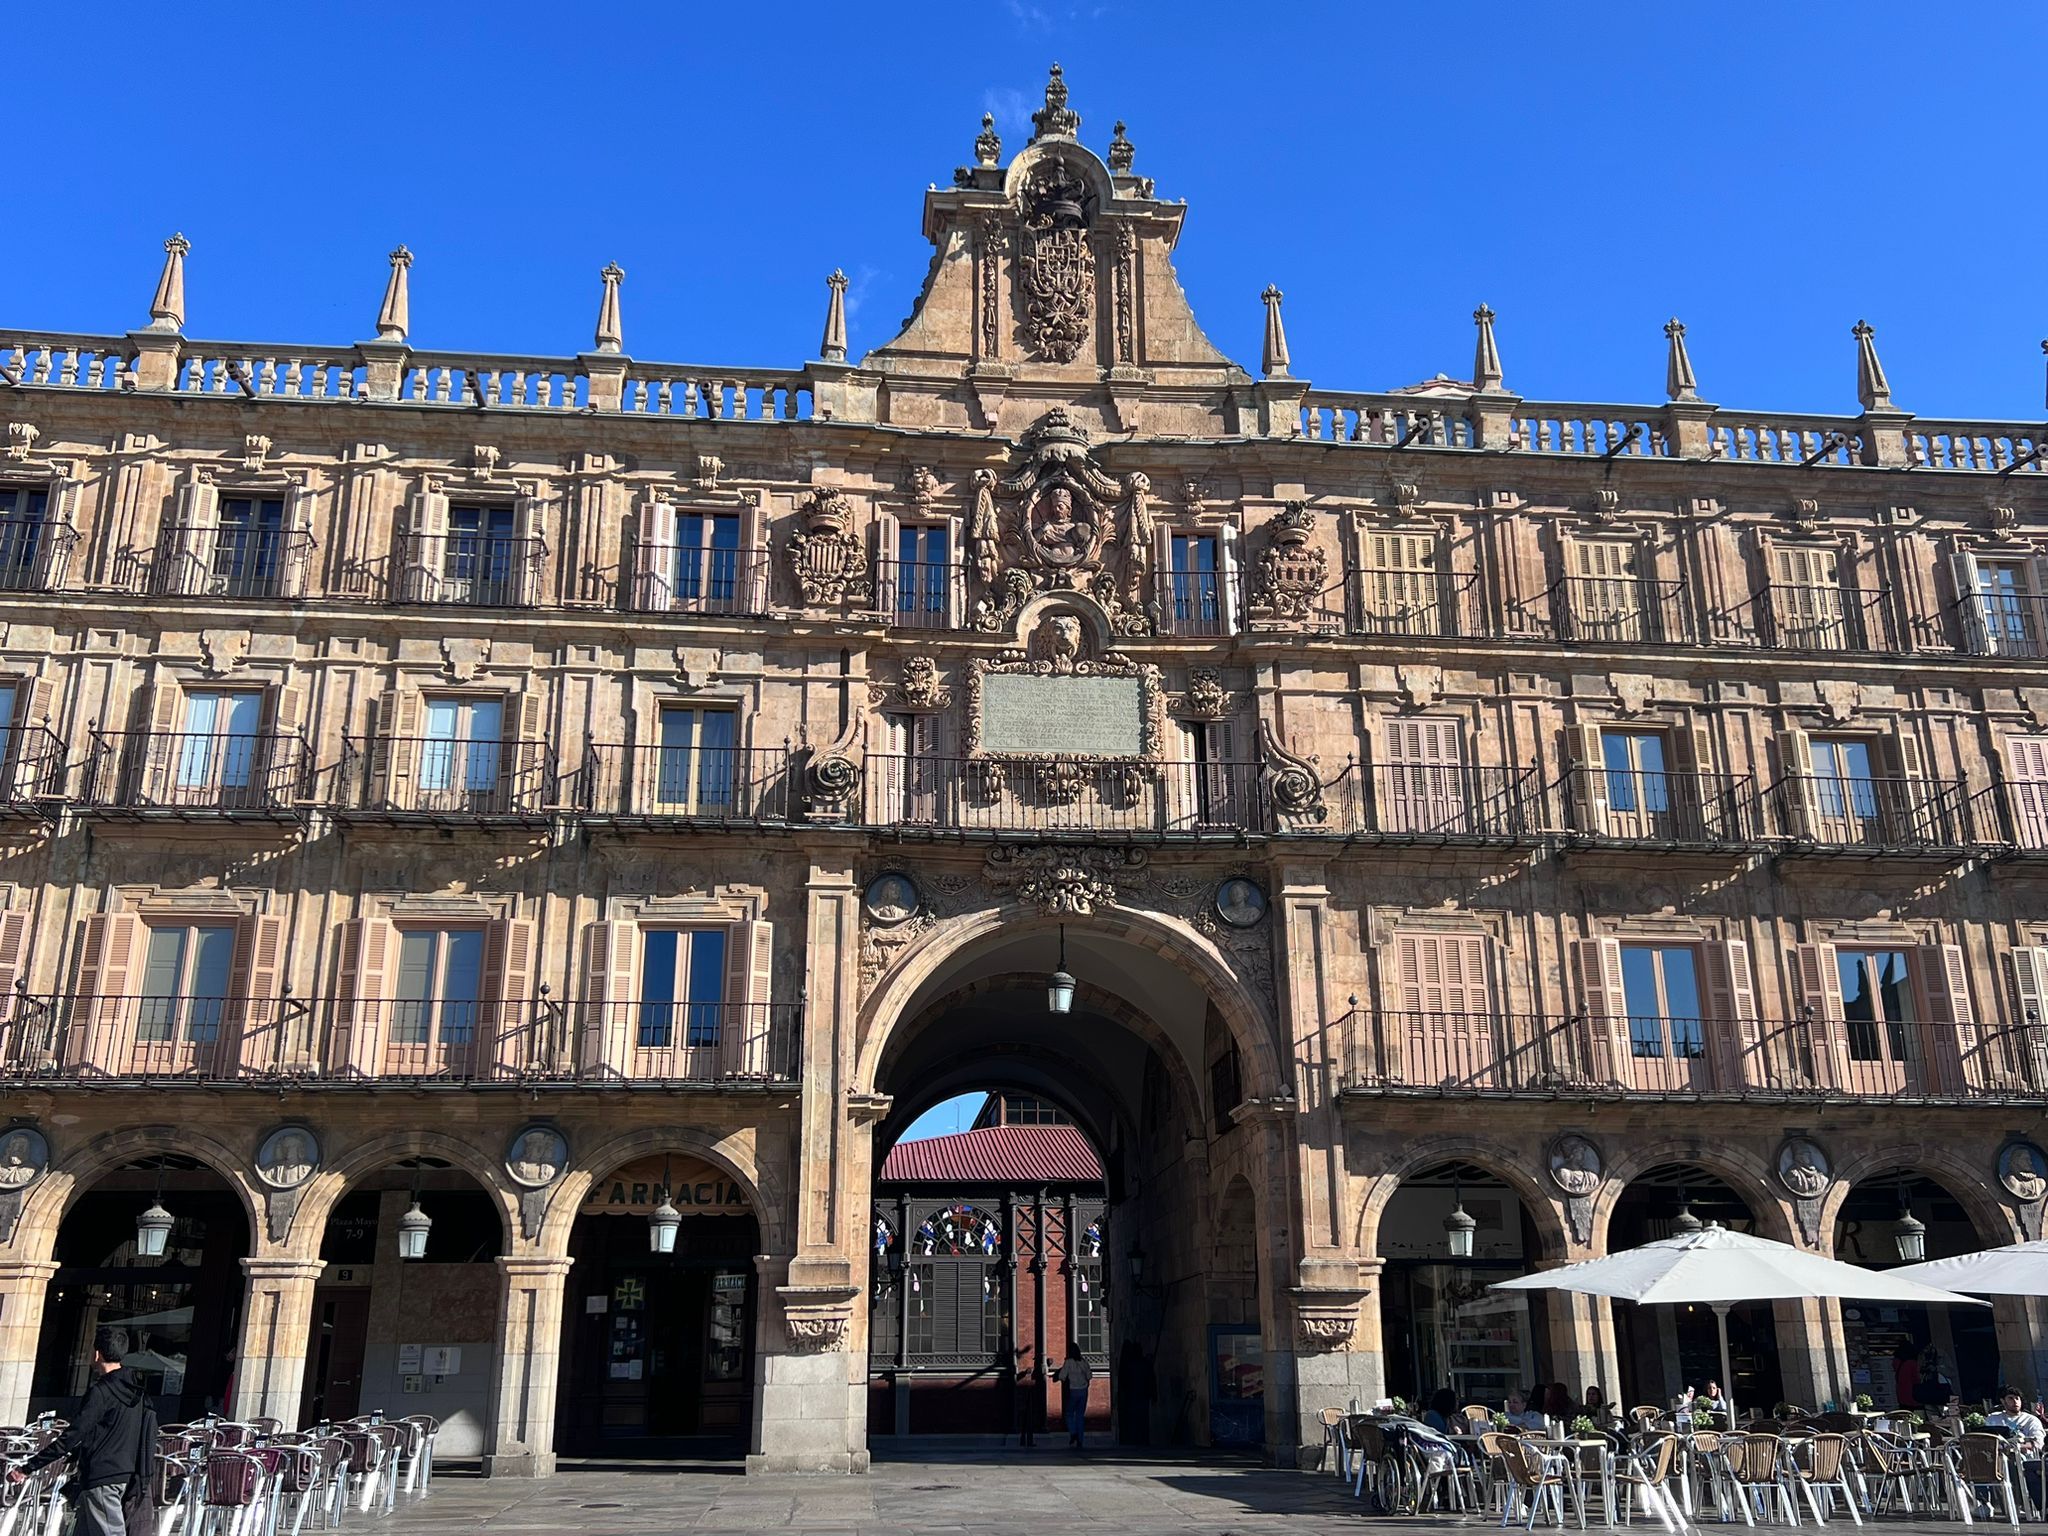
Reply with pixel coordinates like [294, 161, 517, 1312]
[1330, 763, 1546, 841]
[1337, 1009, 2048, 1104]
[1152, 569, 1234, 638]
[0, 725, 66, 813]
[79, 729, 309, 818]
[1753, 583, 1897, 653]
[393, 532, 544, 607]
[1955, 592, 2048, 659]
[1769, 773, 1972, 851]
[336, 734, 556, 821]
[862, 754, 1267, 838]
[873, 557, 967, 631]
[0, 992, 802, 1087]
[1559, 768, 1761, 846]
[0, 515, 76, 594]
[1972, 779, 2048, 853]
[1343, 566, 1518, 641]
[1548, 575, 1695, 646]
[576, 743, 799, 823]
[629, 541, 771, 617]
[151, 523, 313, 600]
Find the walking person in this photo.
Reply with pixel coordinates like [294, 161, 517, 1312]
[1056, 1341, 1093, 1451]
[5, 1327, 156, 1536]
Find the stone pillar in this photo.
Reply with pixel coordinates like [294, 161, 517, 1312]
[751, 1259, 868, 1474]
[0, 1261, 58, 1421]
[1542, 1282, 1622, 1402]
[1993, 1295, 2048, 1399]
[1772, 1296, 1842, 1410]
[482, 1254, 572, 1477]
[233, 1257, 325, 1426]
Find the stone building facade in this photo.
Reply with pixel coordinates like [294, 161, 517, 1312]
[3, 65, 2048, 1471]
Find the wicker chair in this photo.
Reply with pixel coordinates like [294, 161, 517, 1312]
[1722, 1432, 1795, 1526]
[1949, 1432, 2022, 1527]
[1497, 1432, 1584, 1531]
[1612, 1432, 1683, 1531]
[1856, 1427, 1920, 1516]
[1316, 1408, 1347, 1478]
[1788, 1432, 1864, 1525]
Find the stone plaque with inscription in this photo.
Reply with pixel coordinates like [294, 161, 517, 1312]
[981, 673, 1144, 757]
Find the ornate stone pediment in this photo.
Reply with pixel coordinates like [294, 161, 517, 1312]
[1017, 155, 1094, 363]
[985, 844, 1149, 915]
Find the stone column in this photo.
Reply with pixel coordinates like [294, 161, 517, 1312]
[482, 1254, 572, 1477]
[1537, 1267, 1621, 1401]
[1772, 1296, 1843, 1410]
[233, 1257, 325, 1426]
[0, 1261, 58, 1421]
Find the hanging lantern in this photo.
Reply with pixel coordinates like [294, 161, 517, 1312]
[1443, 1178, 1477, 1260]
[1893, 1202, 1927, 1263]
[1047, 924, 1075, 1015]
[135, 1199, 175, 1259]
[396, 1199, 432, 1261]
[648, 1157, 682, 1254]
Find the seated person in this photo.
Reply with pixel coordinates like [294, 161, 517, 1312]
[1987, 1388, 2045, 1451]
[1504, 1389, 1547, 1432]
[1422, 1387, 1457, 1433]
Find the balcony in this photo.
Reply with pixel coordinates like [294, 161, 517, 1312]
[1753, 583, 1896, 653]
[630, 542, 771, 617]
[1152, 569, 1233, 639]
[1770, 773, 1972, 854]
[78, 729, 310, 821]
[1345, 567, 1496, 640]
[0, 994, 802, 1087]
[1975, 780, 2048, 855]
[395, 532, 543, 607]
[873, 557, 967, 631]
[1559, 768, 1761, 848]
[1549, 576, 1694, 646]
[0, 725, 67, 818]
[1956, 592, 2048, 659]
[152, 523, 312, 600]
[863, 755, 1266, 839]
[577, 743, 799, 824]
[0, 515, 76, 594]
[335, 734, 557, 824]
[1334, 764, 1544, 842]
[1340, 1009, 2048, 1105]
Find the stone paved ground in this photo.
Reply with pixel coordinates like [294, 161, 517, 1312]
[379, 1453, 1995, 1535]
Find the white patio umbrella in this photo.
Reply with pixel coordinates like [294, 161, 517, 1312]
[1893, 1239, 2048, 1296]
[1491, 1224, 1985, 1420]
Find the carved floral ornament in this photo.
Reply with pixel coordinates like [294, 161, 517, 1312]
[1180, 668, 1230, 719]
[4, 423, 39, 461]
[1018, 155, 1095, 364]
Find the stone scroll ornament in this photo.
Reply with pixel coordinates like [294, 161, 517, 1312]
[1256, 718, 1326, 829]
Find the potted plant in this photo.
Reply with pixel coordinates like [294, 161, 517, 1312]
[1571, 1414, 1598, 1438]
[1492, 1411, 1511, 1431]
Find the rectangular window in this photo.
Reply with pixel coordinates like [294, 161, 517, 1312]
[214, 497, 285, 595]
[177, 690, 263, 791]
[393, 927, 484, 1048]
[137, 924, 235, 1044]
[1619, 944, 1703, 1059]
[1601, 730, 1670, 816]
[1570, 539, 1644, 639]
[1838, 948, 1914, 1062]
[1812, 737, 1878, 826]
[895, 525, 950, 620]
[445, 504, 517, 603]
[636, 928, 728, 1048]
[1978, 560, 2039, 652]
[1170, 534, 1220, 628]
[419, 697, 504, 795]
[0, 486, 49, 590]
[1771, 545, 1846, 647]
[676, 511, 742, 605]
[1362, 531, 1438, 632]
[655, 706, 738, 814]
[1383, 719, 1468, 834]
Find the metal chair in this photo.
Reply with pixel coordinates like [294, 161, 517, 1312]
[1496, 1433, 1584, 1531]
[1788, 1432, 1863, 1525]
[398, 1416, 438, 1494]
[1317, 1408, 1347, 1477]
[1722, 1432, 1797, 1526]
[1948, 1432, 2022, 1527]
[1855, 1429, 1918, 1517]
[1613, 1432, 1684, 1531]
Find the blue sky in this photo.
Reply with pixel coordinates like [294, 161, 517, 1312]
[7, 4, 2041, 415]
[900, 1093, 989, 1143]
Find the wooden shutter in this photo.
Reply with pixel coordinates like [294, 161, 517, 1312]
[481, 915, 537, 1074]
[1793, 941, 1844, 1088]
[1218, 524, 1242, 634]
[333, 916, 397, 1077]
[37, 473, 79, 590]
[1951, 549, 1989, 653]
[1701, 939, 1760, 1082]
[1382, 717, 1465, 833]
[514, 486, 549, 607]
[170, 470, 219, 597]
[280, 481, 313, 598]
[738, 496, 769, 613]
[2012, 946, 2048, 1028]
[1564, 723, 1610, 836]
[69, 913, 142, 1072]
[580, 920, 638, 1076]
[227, 912, 286, 1072]
[402, 483, 449, 602]
[635, 495, 677, 612]
[725, 918, 775, 1077]
[0, 909, 29, 1026]
[1149, 525, 1174, 627]
[513, 690, 547, 808]
[367, 691, 421, 809]
[870, 505, 901, 618]
[1779, 728, 1820, 839]
[2006, 736, 2048, 849]
[1573, 936, 1630, 1086]
[1394, 932, 1491, 1087]
[149, 674, 184, 736]
[1916, 941, 1978, 1089]
[9, 677, 53, 799]
[1364, 529, 1438, 629]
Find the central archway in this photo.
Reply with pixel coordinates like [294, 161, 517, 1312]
[858, 905, 1286, 1454]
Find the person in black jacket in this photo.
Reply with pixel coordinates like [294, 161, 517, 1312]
[7, 1327, 156, 1536]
